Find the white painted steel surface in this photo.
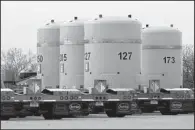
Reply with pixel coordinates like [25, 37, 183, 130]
[37, 45, 60, 90]
[60, 18, 85, 89]
[142, 26, 182, 89]
[37, 21, 60, 45]
[60, 44, 84, 89]
[84, 16, 141, 42]
[37, 20, 60, 90]
[60, 19, 85, 44]
[84, 15, 142, 92]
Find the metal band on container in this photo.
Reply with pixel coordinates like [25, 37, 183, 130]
[142, 45, 182, 50]
[37, 42, 60, 47]
[60, 39, 88, 45]
[86, 39, 142, 44]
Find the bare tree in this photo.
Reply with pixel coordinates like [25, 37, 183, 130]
[182, 44, 194, 88]
[1, 48, 37, 80]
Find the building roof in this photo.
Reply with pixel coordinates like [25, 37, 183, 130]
[1, 88, 13, 92]
[16, 75, 41, 85]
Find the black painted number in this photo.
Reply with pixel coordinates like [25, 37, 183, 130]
[84, 52, 91, 60]
[163, 57, 175, 63]
[60, 54, 67, 61]
[118, 52, 132, 60]
[37, 55, 43, 62]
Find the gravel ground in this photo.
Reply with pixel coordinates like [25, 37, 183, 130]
[1, 113, 194, 129]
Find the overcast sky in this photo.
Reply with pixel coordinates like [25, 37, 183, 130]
[1, 1, 194, 54]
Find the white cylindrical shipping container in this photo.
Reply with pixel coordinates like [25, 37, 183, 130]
[84, 15, 142, 93]
[142, 25, 182, 91]
[59, 18, 85, 89]
[37, 20, 60, 90]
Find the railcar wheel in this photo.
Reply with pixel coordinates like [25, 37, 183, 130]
[160, 109, 170, 115]
[43, 113, 53, 120]
[141, 108, 155, 113]
[42, 108, 53, 120]
[34, 113, 41, 116]
[82, 112, 90, 116]
[63, 114, 75, 118]
[179, 112, 189, 114]
[18, 115, 26, 118]
[171, 112, 178, 115]
[106, 111, 117, 117]
[42, 103, 54, 120]
[160, 109, 178, 115]
[116, 114, 126, 117]
[53, 116, 62, 120]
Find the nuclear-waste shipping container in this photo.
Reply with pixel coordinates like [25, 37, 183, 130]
[59, 17, 86, 89]
[84, 15, 142, 93]
[141, 25, 183, 91]
[37, 20, 60, 90]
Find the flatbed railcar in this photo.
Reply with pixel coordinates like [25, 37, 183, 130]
[1, 88, 24, 120]
[1, 87, 139, 120]
[135, 88, 194, 115]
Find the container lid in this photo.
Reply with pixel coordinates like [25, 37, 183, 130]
[38, 19, 61, 30]
[85, 15, 141, 25]
[60, 17, 87, 27]
[143, 26, 181, 34]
